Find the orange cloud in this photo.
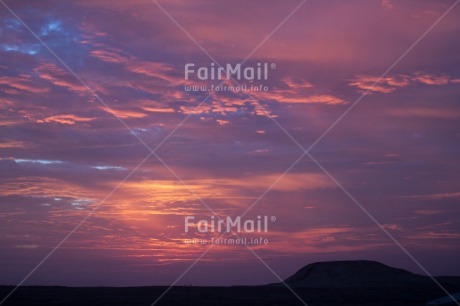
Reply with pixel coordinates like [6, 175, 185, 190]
[109, 172, 334, 218]
[412, 72, 450, 85]
[141, 106, 175, 113]
[100, 106, 147, 119]
[179, 104, 212, 115]
[259, 92, 345, 105]
[135, 99, 176, 113]
[216, 119, 230, 126]
[349, 74, 411, 93]
[302, 95, 346, 104]
[89, 49, 128, 63]
[0, 140, 30, 149]
[127, 61, 176, 83]
[244, 173, 334, 191]
[90, 48, 178, 84]
[249, 77, 346, 105]
[0, 75, 49, 94]
[34, 63, 88, 93]
[37, 114, 95, 125]
[0, 117, 27, 127]
[89, 48, 192, 103]
[282, 77, 314, 91]
[0, 176, 97, 199]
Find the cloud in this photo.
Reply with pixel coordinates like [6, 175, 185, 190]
[37, 114, 96, 125]
[111, 172, 334, 216]
[301, 95, 346, 105]
[349, 72, 457, 94]
[254, 77, 346, 105]
[216, 119, 230, 126]
[0, 176, 96, 199]
[99, 106, 147, 119]
[178, 99, 247, 116]
[141, 106, 175, 113]
[244, 173, 334, 191]
[90, 48, 178, 84]
[34, 63, 90, 94]
[415, 210, 443, 216]
[126, 61, 176, 83]
[138, 101, 175, 114]
[87, 47, 191, 104]
[282, 77, 314, 91]
[89, 49, 128, 63]
[0, 140, 30, 149]
[179, 104, 212, 115]
[263, 226, 390, 254]
[0, 75, 49, 94]
[405, 192, 460, 201]
[412, 72, 450, 85]
[382, 0, 393, 10]
[260, 93, 346, 105]
[349, 74, 411, 93]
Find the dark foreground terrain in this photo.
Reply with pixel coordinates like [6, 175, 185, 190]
[2, 262, 460, 305]
[1, 283, 460, 306]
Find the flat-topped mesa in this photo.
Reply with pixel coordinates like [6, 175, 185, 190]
[280, 260, 427, 288]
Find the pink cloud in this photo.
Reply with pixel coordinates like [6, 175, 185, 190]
[382, 0, 393, 10]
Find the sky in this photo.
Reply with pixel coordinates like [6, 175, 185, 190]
[0, 0, 460, 287]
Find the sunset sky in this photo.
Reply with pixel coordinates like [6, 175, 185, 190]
[1, 0, 460, 287]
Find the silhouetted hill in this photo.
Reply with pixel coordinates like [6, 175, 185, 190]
[274, 260, 457, 288]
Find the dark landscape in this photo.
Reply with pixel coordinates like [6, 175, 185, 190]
[2, 261, 460, 306]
